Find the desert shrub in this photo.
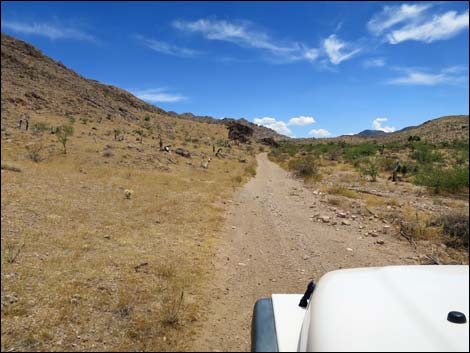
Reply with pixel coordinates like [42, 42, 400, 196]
[327, 197, 342, 206]
[278, 143, 299, 157]
[80, 117, 89, 124]
[68, 117, 76, 124]
[25, 142, 44, 162]
[135, 129, 144, 143]
[437, 213, 469, 249]
[410, 143, 443, 164]
[269, 148, 281, 158]
[232, 175, 243, 185]
[399, 162, 418, 176]
[162, 288, 185, 326]
[448, 142, 470, 164]
[245, 165, 256, 177]
[344, 142, 378, 161]
[384, 142, 405, 152]
[259, 146, 265, 152]
[31, 122, 50, 132]
[114, 128, 122, 141]
[408, 135, 421, 142]
[359, 158, 378, 181]
[288, 155, 320, 181]
[378, 157, 398, 172]
[144, 115, 151, 122]
[124, 189, 134, 199]
[55, 125, 74, 154]
[4, 240, 25, 263]
[414, 166, 469, 194]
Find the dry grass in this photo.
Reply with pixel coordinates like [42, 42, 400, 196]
[400, 205, 439, 241]
[363, 194, 384, 209]
[1, 114, 257, 351]
[324, 186, 361, 199]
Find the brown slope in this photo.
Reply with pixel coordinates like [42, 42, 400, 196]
[1, 32, 286, 141]
[1, 33, 167, 124]
[167, 113, 290, 140]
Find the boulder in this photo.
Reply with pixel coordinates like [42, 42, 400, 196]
[175, 148, 191, 158]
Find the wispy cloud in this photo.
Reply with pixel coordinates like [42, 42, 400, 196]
[323, 34, 360, 65]
[363, 57, 386, 68]
[288, 116, 316, 126]
[372, 118, 395, 133]
[135, 35, 201, 57]
[387, 9, 469, 44]
[172, 18, 319, 64]
[132, 88, 187, 103]
[2, 19, 95, 42]
[368, 4, 469, 44]
[386, 66, 468, 86]
[367, 3, 431, 35]
[308, 128, 331, 137]
[253, 117, 292, 135]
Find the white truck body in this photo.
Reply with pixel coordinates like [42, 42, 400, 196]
[255, 265, 469, 352]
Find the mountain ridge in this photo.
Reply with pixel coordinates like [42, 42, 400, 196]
[1, 32, 286, 140]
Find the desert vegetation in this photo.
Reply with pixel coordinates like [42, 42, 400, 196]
[269, 138, 469, 260]
[1, 108, 258, 351]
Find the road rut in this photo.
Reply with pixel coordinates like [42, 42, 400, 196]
[194, 153, 416, 352]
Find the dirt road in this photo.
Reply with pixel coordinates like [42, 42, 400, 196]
[194, 153, 417, 352]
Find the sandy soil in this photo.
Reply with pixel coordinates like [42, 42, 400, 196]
[193, 153, 418, 352]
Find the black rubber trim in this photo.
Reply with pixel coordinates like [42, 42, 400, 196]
[251, 298, 279, 352]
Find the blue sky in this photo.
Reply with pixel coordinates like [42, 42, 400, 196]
[1, 1, 469, 137]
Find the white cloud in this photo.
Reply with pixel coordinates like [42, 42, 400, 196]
[173, 18, 320, 64]
[2, 20, 95, 41]
[173, 19, 292, 53]
[308, 128, 331, 137]
[386, 67, 468, 86]
[363, 57, 386, 68]
[288, 116, 316, 126]
[302, 48, 320, 62]
[387, 9, 469, 44]
[367, 4, 431, 35]
[323, 34, 360, 65]
[372, 118, 396, 133]
[132, 89, 187, 103]
[136, 35, 200, 57]
[253, 117, 277, 125]
[253, 117, 292, 135]
[368, 4, 468, 44]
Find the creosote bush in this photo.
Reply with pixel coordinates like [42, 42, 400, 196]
[414, 166, 469, 194]
[359, 158, 378, 182]
[437, 213, 469, 249]
[56, 125, 74, 154]
[287, 155, 320, 181]
[25, 142, 44, 162]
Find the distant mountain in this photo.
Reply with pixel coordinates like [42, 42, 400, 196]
[355, 129, 388, 137]
[294, 115, 469, 144]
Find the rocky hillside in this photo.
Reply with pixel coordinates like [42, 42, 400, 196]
[1, 33, 166, 122]
[296, 115, 469, 145]
[168, 112, 289, 140]
[1, 33, 285, 140]
[385, 115, 469, 143]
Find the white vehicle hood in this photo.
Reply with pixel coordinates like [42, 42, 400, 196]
[298, 265, 469, 352]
